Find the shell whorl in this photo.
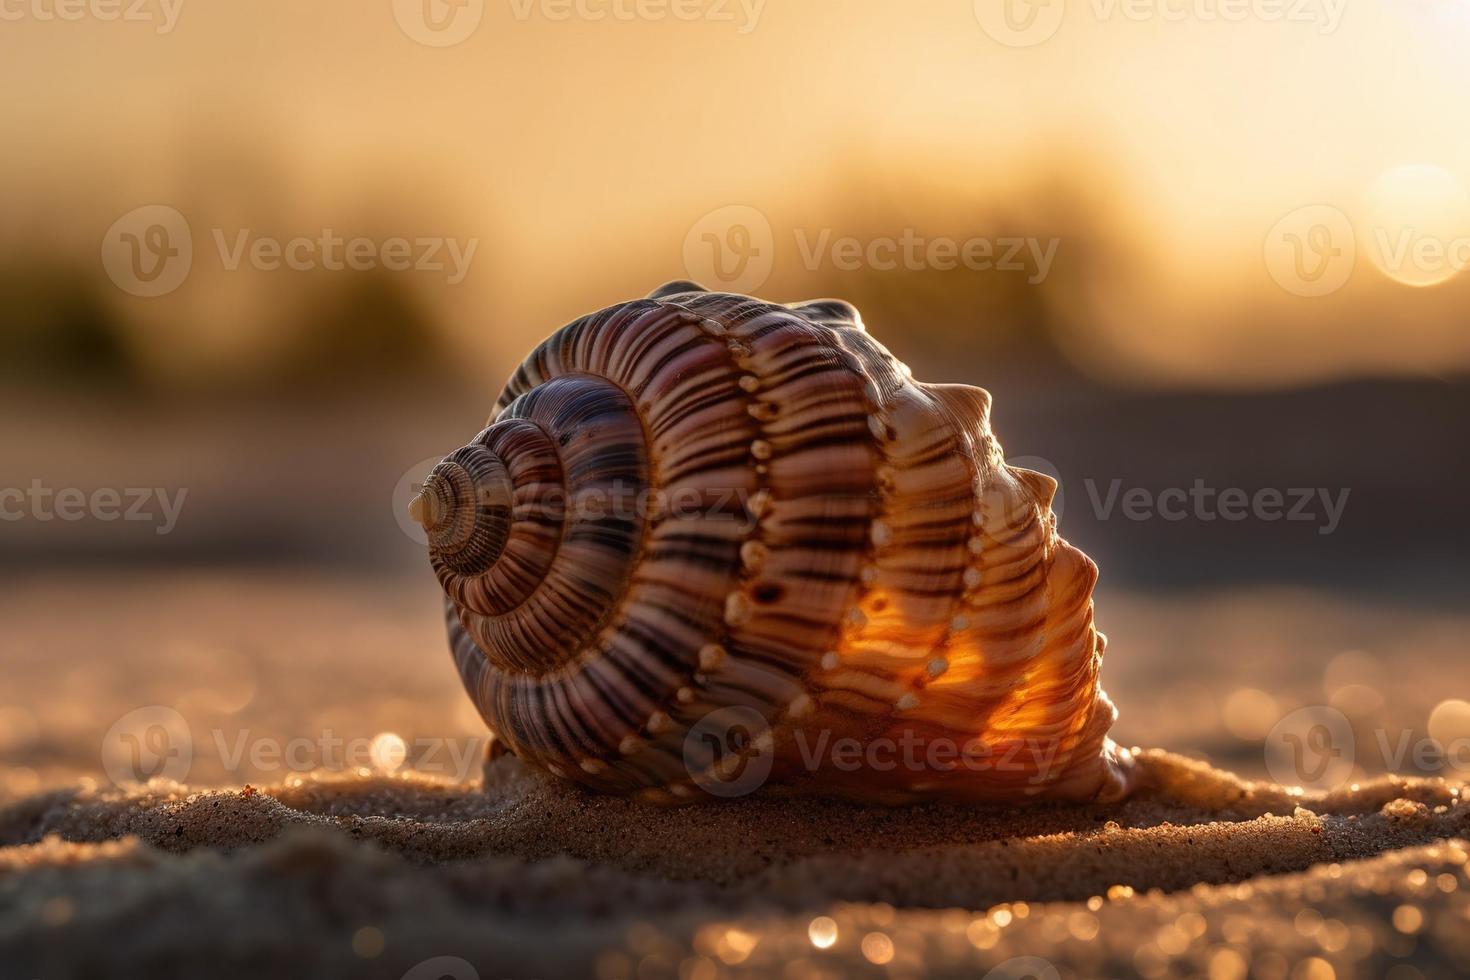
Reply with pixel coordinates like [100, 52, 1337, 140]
[419, 282, 1135, 804]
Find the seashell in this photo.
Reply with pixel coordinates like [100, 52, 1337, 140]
[410, 282, 1136, 804]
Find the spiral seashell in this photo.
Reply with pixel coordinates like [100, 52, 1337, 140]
[411, 282, 1136, 804]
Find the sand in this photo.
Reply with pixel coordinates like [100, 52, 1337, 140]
[2, 751, 1466, 978]
[3, 571, 1469, 978]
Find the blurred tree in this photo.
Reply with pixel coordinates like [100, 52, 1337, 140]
[271, 270, 446, 391]
[0, 267, 141, 391]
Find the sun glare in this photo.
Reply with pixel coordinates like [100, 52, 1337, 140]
[1361, 164, 1470, 288]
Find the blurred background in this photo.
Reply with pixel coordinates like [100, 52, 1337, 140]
[2, 0, 1467, 799]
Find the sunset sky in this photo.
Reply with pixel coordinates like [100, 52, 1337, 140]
[4, 0, 1468, 387]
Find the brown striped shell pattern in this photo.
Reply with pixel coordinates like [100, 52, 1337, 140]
[409, 282, 1137, 805]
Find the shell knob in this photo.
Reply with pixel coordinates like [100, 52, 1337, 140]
[411, 447, 514, 575]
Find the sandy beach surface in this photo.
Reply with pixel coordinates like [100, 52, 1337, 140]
[3, 570, 1468, 978]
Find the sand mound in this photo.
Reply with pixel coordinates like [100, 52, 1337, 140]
[3, 750, 1467, 978]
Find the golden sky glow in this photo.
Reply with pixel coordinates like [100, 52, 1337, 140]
[3, 0, 1468, 387]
